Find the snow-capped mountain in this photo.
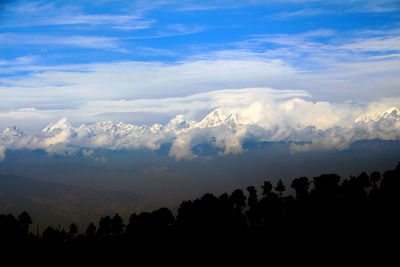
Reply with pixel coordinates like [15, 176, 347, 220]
[196, 109, 239, 129]
[1, 106, 400, 161]
[166, 115, 194, 132]
[355, 107, 400, 123]
[38, 109, 242, 140]
[42, 117, 72, 135]
[2, 126, 24, 137]
[81, 121, 150, 137]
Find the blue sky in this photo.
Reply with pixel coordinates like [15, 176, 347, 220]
[0, 0, 400, 156]
[1, 0, 399, 65]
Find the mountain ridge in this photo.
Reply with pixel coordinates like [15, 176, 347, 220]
[1, 106, 399, 160]
[355, 107, 400, 123]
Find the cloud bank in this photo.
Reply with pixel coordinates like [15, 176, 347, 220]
[1, 88, 399, 161]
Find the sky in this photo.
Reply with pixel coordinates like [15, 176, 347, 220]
[1, 0, 399, 126]
[0, 0, 400, 205]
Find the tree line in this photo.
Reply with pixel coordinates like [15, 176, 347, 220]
[1, 162, 399, 251]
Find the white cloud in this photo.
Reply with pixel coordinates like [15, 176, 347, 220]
[2, 1, 155, 30]
[0, 59, 298, 116]
[45, 14, 153, 28]
[0, 34, 123, 50]
[338, 36, 400, 52]
[2, 28, 400, 122]
[269, 8, 326, 20]
[0, 56, 38, 66]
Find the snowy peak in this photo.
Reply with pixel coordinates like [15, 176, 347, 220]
[355, 107, 400, 123]
[381, 107, 400, 120]
[198, 109, 225, 128]
[197, 109, 239, 129]
[33, 109, 241, 140]
[10, 109, 241, 145]
[42, 117, 72, 135]
[2, 126, 24, 137]
[78, 121, 164, 138]
[166, 115, 193, 131]
[80, 121, 130, 137]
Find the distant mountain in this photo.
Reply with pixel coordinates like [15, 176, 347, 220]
[197, 109, 239, 129]
[23, 106, 400, 142]
[42, 117, 72, 135]
[355, 107, 400, 123]
[1, 106, 400, 160]
[40, 109, 240, 138]
[0, 174, 142, 228]
[2, 126, 24, 137]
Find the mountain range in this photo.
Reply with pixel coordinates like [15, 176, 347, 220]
[355, 107, 400, 123]
[1, 107, 400, 160]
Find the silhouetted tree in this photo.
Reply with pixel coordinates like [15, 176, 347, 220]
[261, 181, 273, 196]
[111, 213, 124, 236]
[247, 186, 258, 208]
[370, 171, 381, 190]
[85, 222, 96, 237]
[246, 186, 258, 229]
[42, 226, 55, 241]
[126, 212, 153, 238]
[42, 226, 65, 243]
[18, 211, 32, 237]
[125, 213, 138, 237]
[98, 216, 112, 237]
[357, 172, 370, 188]
[0, 214, 21, 241]
[2, 161, 400, 252]
[69, 223, 78, 238]
[151, 207, 174, 234]
[275, 179, 286, 197]
[291, 177, 309, 200]
[312, 174, 341, 200]
[230, 189, 246, 211]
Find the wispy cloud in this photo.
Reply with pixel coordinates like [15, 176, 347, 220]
[267, 0, 400, 15]
[175, 1, 245, 11]
[269, 8, 326, 20]
[1, 1, 155, 31]
[343, 0, 400, 13]
[0, 33, 123, 50]
[43, 15, 155, 30]
[0, 56, 38, 66]
[123, 24, 206, 39]
[1, 28, 400, 120]
[338, 36, 400, 52]
[234, 28, 400, 69]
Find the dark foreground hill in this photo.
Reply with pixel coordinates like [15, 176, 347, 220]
[0, 174, 141, 227]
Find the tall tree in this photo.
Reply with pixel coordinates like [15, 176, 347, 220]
[275, 179, 286, 197]
[230, 189, 246, 211]
[98, 216, 112, 237]
[261, 181, 273, 197]
[18, 211, 32, 237]
[111, 213, 124, 236]
[85, 222, 96, 237]
[291, 177, 309, 200]
[69, 223, 78, 237]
